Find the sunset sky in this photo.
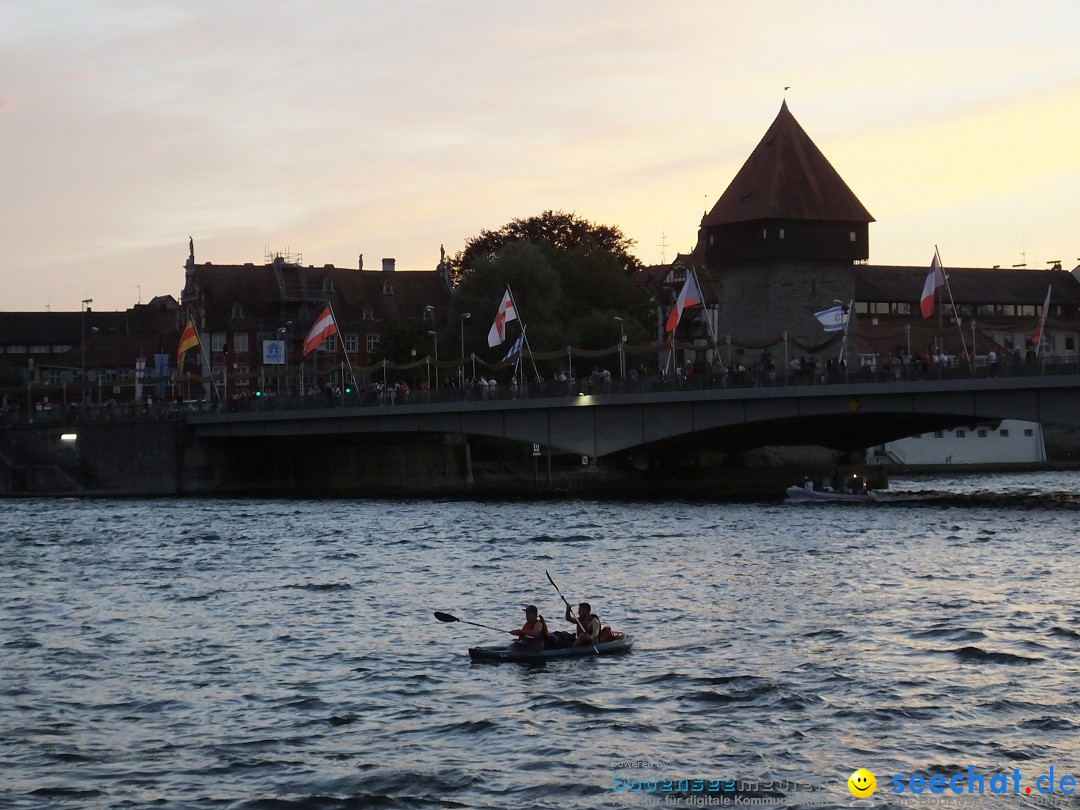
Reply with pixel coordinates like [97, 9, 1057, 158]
[2, 0, 1078, 313]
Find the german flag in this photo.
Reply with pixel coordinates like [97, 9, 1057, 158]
[176, 319, 200, 365]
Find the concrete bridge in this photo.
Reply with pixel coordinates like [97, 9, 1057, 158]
[187, 373, 1080, 460]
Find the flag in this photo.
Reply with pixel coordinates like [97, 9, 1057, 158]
[176, 319, 199, 365]
[302, 306, 337, 356]
[664, 271, 703, 333]
[487, 288, 517, 347]
[1032, 284, 1052, 352]
[813, 305, 848, 332]
[920, 252, 945, 319]
[502, 326, 526, 361]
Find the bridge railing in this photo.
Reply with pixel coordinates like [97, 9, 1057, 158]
[4, 355, 1080, 426]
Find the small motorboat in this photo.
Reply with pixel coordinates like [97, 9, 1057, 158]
[785, 485, 877, 503]
[468, 635, 635, 663]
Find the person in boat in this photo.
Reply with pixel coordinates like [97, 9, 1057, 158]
[565, 602, 601, 647]
[510, 604, 549, 651]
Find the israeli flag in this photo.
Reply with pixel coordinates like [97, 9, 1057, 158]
[814, 305, 849, 332]
[502, 327, 526, 361]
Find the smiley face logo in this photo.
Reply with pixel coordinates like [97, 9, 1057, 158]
[848, 768, 876, 798]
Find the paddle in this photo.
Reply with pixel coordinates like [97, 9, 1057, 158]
[545, 570, 600, 654]
[433, 611, 510, 635]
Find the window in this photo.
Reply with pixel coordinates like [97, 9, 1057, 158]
[382, 281, 394, 296]
[235, 365, 250, 387]
[29, 344, 50, 353]
[779, 228, 785, 239]
[322, 277, 334, 293]
[1000, 429, 1009, 437]
[362, 305, 375, 321]
[44, 370, 61, 385]
[955, 430, 966, 438]
[231, 303, 245, 319]
[762, 228, 768, 239]
[366, 333, 381, 353]
[1066, 337, 1076, 352]
[849, 232, 856, 242]
[321, 336, 337, 353]
[233, 333, 249, 353]
[1024, 428, 1034, 437]
[978, 429, 988, 438]
[6, 345, 27, 353]
[211, 332, 226, 352]
[344, 333, 358, 353]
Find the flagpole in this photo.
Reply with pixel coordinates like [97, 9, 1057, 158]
[689, 266, 722, 367]
[327, 302, 363, 405]
[935, 246, 970, 370]
[190, 321, 222, 404]
[838, 299, 853, 380]
[1035, 284, 1051, 359]
[504, 284, 542, 383]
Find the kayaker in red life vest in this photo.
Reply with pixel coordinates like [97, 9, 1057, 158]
[565, 602, 601, 647]
[510, 605, 549, 650]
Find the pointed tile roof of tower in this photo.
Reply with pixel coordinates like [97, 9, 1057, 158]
[702, 101, 874, 227]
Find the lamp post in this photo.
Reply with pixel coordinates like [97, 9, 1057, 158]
[428, 329, 439, 390]
[459, 312, 471, 388]
[90, 326, 101, 405]
[613, 316, 626, 380]
[277, 321, 291, 398]
[80, 298, 93, 403]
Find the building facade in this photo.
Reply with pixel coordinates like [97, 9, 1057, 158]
[179, 249, 453, 398]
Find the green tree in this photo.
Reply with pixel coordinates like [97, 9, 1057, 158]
[450, 212, 655, 357]
[451, 210, 643, 280]
[453, 241, 563, 359]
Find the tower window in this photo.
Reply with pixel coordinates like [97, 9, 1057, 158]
[779, 229, 785, 239]
[850, 232, 857, 242]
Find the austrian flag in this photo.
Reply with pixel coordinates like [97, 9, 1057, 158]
[487, 288, 518, 347]
[302, 306, 338, 356]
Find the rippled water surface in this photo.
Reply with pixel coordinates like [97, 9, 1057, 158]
[3, 472, 1080, 809]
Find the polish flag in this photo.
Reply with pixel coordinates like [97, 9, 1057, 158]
[920, 253, 945, 319]
[665, 272, 703, 334]
[487, 288, 517, 347]
[302, 306, 338, 356]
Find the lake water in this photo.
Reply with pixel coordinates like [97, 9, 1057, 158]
[2, 471, 1079, 809]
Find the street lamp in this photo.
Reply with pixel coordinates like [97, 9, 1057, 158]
[80, 298, 93, 402]
[428, 329, 439, 389]
[459, 312, 471, 387]
[613, 316, 626, 380]
[90, 327, 101, 405]
[277, 321, 292, 397]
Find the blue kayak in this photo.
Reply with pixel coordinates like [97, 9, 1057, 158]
[468, 635, 634, 663]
